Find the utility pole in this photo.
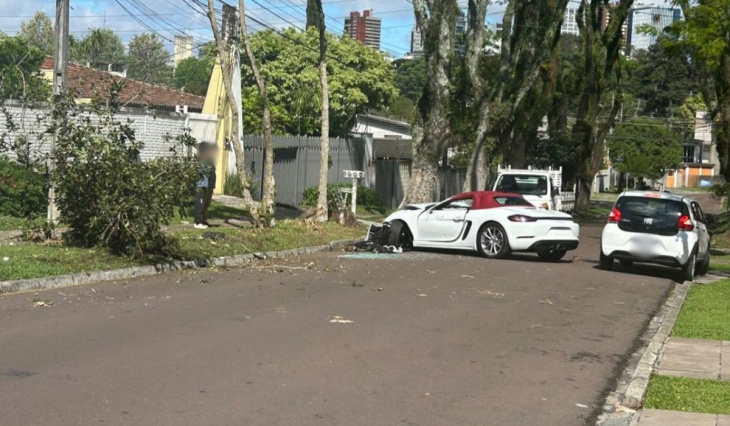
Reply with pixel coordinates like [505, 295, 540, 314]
[48, 0, 69, 226]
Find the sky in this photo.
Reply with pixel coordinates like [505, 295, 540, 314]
[0, 0, 672, 58]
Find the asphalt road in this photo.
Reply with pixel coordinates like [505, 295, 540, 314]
[0, 223, 678, 426]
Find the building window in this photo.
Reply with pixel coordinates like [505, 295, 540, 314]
[682, 145, 695, 163]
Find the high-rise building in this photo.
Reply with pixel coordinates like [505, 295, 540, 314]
[173, 35, 193, 67]
[561, 7, 580, 35]
[409, 14, 468, 57]
[344, 10, 381, 49]
[454, 15, 467, 54]
[626, 6, 682, 53]
[410, 24, 424, 57]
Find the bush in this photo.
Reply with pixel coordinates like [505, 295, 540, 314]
[223, 170, 260, 200]
[52, 88, 200, 256]
[0, 157, 46, 219]
[302, 183, 384, 210]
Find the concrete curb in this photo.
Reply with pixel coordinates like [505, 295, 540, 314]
[0, 238, 361, 296]
[596, 272, 729, 426]
[596, 282, 690, 426]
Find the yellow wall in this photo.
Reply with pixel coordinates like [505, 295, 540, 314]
[201, 60, 231, 195]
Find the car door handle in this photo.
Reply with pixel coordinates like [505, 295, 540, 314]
[453, 218, 464, 222]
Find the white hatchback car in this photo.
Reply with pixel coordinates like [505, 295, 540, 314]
[600, 191, 711, 281]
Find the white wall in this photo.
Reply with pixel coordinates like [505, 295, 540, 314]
[0, 103, 203, 162]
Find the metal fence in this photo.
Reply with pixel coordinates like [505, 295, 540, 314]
[371, 160, 468, 209]
[230, 134, 372, 206]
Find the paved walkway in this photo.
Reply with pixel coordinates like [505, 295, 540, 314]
[639, 409, 730, 426]
[657, 337, 729, 381]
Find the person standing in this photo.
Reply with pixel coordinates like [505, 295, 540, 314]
[194, 142, 218, 229]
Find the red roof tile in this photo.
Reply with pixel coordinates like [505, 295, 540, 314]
[41, 57, 205, 111]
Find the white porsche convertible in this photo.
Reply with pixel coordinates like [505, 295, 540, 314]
[380, 191, 580, 261]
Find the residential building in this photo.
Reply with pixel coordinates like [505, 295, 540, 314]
[40, 57, 205, 111]
[173, 35, 194, 68]
[344, 10, 381, 49]
[626, 6, 682, 53]
[562, 7, 580, 35]
[665, 112, 720, 188]
[353, 114, 412, 140]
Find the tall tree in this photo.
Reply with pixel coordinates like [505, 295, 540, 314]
[404, 0, 459, 204]
[173, 57, 212, 96]
[572, 0, 633, 211]
[608, 118, 682, 181]
[238, 0, 276, 225]
[75, 28, 126, 67]
[239, 30, 397, 137]
[307, 0, 330, 222]
[462, 0, 570, 191]
[205, 0, 260, 225]
[19, 12, 54, 56]
[393, 57, 427, 103]
[127, 33, 173, 86]
[0, 36, 50, 101]
[671, 0, 730, 181]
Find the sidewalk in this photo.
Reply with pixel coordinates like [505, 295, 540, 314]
[656, 337, 729, 381]
[638, 409, 730, 426]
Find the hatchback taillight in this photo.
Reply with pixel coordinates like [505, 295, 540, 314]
[679, 215, 694, 231]
[607, 207, 621, 223]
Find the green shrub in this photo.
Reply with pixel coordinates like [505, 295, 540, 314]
[0, 157, 46, 219]
[223, 170, 260, 200]
[52, 88, 200, 256]
[302, 183, 384, 209]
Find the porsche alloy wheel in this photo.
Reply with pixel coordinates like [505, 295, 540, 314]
[477, 223, 511, 259]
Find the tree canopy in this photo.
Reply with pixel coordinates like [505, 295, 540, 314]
[127, 33, 173, 86]
[240, 29, 398, 137]
[19, 11, 54, 56]
[608, 118, 683, 180]
[72, 28, 126, 67]
[0, 35, 51, 101]
[174, 57, 212, 96]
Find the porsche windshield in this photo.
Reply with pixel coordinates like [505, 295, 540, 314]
[496, 175, 549, 196]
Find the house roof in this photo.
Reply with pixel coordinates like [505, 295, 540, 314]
[357, 113, 410, 129]
[41, 57, 205, 112]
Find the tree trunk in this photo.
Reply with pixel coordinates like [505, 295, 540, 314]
[571, 0, 631, 211]
[463, 0, 569, 191]
[239, 0, 275, 226]
[717, 49, 730, 181]
[311, 0, 329, 222]
[205, 0, 260, 226]
[402, 0, 457, 205]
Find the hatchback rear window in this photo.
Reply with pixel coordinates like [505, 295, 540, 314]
[615, 196, 689, 236]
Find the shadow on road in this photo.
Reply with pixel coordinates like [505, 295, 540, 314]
[582, 259, 685, 283]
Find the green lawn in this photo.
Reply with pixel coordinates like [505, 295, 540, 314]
[0, 221, 365, 282]
[0, 216, 39, 232]
[172, 221, 365, 259]
[671, 279, 730, 341]
[0, 244, 136, 281]
[644, 375, 730, 415]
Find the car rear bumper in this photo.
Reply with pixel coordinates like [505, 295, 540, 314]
[526, 240, 579, 252]
[601, 224, 695, 266]
[608, 251, 683, 267]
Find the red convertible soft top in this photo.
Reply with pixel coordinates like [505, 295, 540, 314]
[449, 191, 529, 210]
